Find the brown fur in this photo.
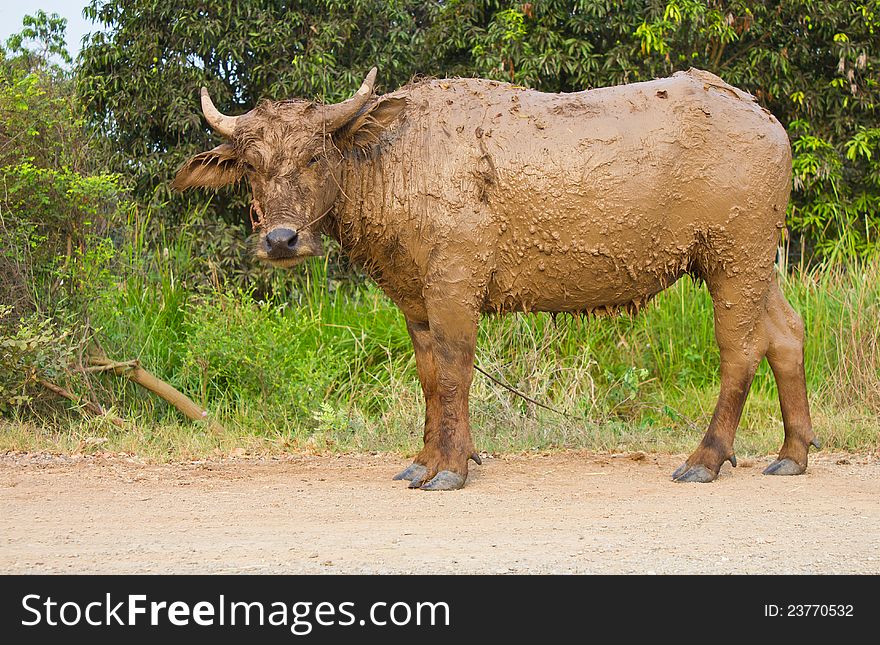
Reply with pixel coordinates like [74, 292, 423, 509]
[173, 68, 816, 489]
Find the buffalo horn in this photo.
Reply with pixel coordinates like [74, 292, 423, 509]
[319, 67, 378, 131]
[200, 87, 240, 137]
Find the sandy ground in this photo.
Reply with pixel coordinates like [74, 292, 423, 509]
[1, 451, 878, 574]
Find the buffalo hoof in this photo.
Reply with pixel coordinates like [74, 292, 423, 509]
[763, 458, 806, 476]
[671, 463, 717, 483]
[392, 463, 427, 482]
[419, 470, 466, 491]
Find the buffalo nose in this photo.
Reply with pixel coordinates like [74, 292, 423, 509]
[264, 228, 298, 258]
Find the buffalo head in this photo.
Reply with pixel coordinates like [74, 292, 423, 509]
[172, 68, 406, 267]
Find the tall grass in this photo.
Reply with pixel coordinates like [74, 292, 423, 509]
[6, 245, 878, 458]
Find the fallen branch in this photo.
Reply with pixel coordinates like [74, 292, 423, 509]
[88, 355, 223, 431]
[83, 359, 138, 374]
[37, 378, 127, 430]
[474, 363, 586, 421]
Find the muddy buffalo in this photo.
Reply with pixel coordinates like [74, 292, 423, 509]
[173, 67, 818, 490]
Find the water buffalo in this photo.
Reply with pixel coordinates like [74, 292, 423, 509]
[173, 67, 818, 490]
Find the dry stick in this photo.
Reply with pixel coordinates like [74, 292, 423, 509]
[83, 360, 138, 374]
[37, 378, 127, 429]
[88, 357, 223, 430]
[473, 363, 585, 421]
[475, 365, 704, 431]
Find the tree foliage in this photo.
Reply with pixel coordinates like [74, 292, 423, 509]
[77, 0, 880, 260]
[1, 12, 120, 316]
[4, 10, 73, 67]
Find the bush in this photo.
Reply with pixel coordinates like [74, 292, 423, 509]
[0, 306, 73, 411]
[0, 14, 125, 421]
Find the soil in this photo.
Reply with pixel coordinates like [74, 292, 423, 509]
[2, 451, 878, 574]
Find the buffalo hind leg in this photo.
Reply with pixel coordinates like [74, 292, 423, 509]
[763, 278, 819, 475]
[393, 318, 442, 484]
[673, 273, 768, 483]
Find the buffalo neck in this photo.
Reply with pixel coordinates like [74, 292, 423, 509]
[324, 139, 395, 265]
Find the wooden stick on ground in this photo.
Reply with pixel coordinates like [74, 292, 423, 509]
[83, 359, 138, 374]
[37, 378, 127, 429]
[87, 356, 223, 431]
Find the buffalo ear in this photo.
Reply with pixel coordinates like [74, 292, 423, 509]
[171, 143, 244, 191]
[333, 97, 407, 152]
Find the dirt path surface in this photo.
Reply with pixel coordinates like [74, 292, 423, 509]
[2, 451, 878, 574]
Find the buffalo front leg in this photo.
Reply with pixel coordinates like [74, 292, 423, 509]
[392, 318, 443, 484]
[394, 316, 481, 488]
[403, 297, 481, 491]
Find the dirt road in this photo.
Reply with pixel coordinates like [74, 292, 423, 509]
[2, 451, 878, 574]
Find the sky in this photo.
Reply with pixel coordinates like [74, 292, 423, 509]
[0, 0, 96, 60]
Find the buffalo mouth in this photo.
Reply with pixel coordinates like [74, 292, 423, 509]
[265, 255, 307, 268]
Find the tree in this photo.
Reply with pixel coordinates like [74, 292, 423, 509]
[5, 10, 73, 68]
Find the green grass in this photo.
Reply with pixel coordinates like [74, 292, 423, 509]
[3, 253, 879, 460]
